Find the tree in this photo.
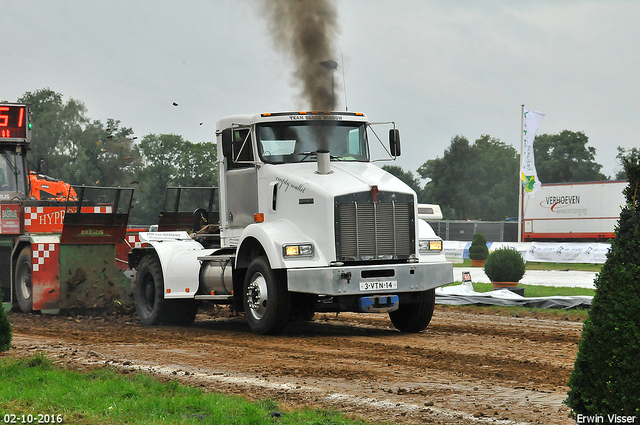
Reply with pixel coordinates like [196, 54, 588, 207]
[381, 165, 423, 199]
[418, 135, 473, 219]
[172, 140, 218, 188]
[417, 135, 519, 220]
[131, 134, 218, 224]
[468, 232, 489, 261]
[18, 88, 87, 177]
[566, 149, 640, 417]
[18, 89, 142, 188]
[534, 130, 608, 183]
[614, 147, 638, 181]
[86, 119, 143, 187]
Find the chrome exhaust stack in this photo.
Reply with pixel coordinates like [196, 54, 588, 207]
[316, 150, 332, 174]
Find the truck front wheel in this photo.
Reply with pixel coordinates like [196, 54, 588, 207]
[135, 255, 197, 326]
[243, 257, 290, 334]
[14, 247, 33, 313]
[388, 289, 436, 333]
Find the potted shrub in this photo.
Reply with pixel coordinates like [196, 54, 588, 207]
[468, 233, 489, 267]
[483, 247, 526, 289]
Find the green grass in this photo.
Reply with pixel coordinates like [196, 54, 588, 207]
[0, 354, 368, 425]
[452, 259, 602, 272]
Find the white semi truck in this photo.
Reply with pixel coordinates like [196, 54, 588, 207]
[128, 111, 453, 334]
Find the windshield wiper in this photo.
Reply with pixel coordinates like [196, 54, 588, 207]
[293, 151, 317, 161]
[0, 149, 20, 176]
[293, 151, 348, 161]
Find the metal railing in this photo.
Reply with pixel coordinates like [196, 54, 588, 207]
[429, 220, 518, 242]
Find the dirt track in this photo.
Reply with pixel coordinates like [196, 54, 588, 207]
[6, 306, 582, 424]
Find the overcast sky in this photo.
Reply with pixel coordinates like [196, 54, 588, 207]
[4, 0, 638, 180]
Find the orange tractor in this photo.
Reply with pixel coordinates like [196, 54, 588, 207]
[28, 171, 78, 201]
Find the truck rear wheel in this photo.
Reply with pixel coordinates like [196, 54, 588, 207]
[243, 257, 290, 334]
[135, 255, 197, 326]
[388, 289, 436, 333]
[14, 247, 33, 313]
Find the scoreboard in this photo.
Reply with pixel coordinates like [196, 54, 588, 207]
[0, 103, 30, 140]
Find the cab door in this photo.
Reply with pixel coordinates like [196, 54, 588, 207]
[222, 127, 258, 228]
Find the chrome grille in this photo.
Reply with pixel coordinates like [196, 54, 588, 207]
[335, 192, 414, 261]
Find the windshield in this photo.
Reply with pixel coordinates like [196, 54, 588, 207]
[0, 149, 24, 194]
[256, 121, 369, 164]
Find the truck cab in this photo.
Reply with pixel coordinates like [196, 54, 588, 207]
[0, 141, 29, 202]
[131, 111, 453, 334]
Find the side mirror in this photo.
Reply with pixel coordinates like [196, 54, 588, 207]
[389, 129, 401, 157]
[221, 128, 233, 159]
[37, 155, 49, 174]
[36, 155, 49, 174]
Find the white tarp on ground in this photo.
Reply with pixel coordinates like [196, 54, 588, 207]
[435, 282, 593, 310]
[444, 241, 611, 263]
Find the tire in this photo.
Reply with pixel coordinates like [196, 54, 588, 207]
[388, 289, 436, 333]
[134, 255, 197, 326]
[14, 247, 33, 313]
[243, 257, 290, 334]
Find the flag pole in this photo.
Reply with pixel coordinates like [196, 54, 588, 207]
[518, 104, 524, 242]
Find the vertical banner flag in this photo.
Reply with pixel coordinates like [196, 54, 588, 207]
[521, 108, 545, 194]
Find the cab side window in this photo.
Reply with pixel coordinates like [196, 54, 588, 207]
[227, 128, 253, 169]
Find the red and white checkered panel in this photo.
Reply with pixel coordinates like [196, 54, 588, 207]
[30, 236, 61, 310]
[32, 243, 57, 272]
[126, 234, 144, 249]
[24, 206, 44, 227]
[24, 206, 114, 234]
[91, 206, 113, 213]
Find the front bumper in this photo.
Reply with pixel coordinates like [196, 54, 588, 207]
[286, 261, 453, 296]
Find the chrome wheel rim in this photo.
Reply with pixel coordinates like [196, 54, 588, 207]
[18, 262, 32, 301]
[246, 272, 268, 320]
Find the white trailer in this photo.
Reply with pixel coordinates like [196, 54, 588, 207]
[523, 181, 626, 241]
[418, 204, 443, 221]
[128, 111, 453, 334]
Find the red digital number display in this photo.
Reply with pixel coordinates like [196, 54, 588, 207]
[0, 105, 28, 139]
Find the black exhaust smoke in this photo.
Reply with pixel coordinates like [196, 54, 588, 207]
[258, 0, 340, 111]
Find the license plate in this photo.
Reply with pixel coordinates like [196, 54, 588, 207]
[359, 280, 397, 291]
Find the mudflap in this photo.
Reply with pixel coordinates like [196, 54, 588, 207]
[358, 294, 399, 313]
[58, 244, 134, 310]
[31, 236, 62, 311]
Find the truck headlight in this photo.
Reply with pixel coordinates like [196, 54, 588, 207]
[419, 239, 443, 253]
[283, 243, 314, 257]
